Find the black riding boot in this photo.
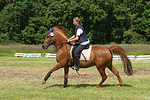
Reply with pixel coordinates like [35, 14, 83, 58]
[73, 56, 80, 71]
[70, 58, 74, 67]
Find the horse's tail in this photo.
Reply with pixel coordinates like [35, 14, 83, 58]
[108, 45, 133, 76]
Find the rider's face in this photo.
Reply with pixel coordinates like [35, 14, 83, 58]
[73, 20, 79, 26]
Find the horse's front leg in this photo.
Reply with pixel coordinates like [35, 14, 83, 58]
[61, 66, 69, 88]
[41, 63, 62, 85]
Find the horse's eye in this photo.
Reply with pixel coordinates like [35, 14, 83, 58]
[47, 36, 50, 38]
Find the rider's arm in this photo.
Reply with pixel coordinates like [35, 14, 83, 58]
[68, 35, 79, 42]
[76, 28, 83, 36]
[67, 28, 83, 42]
[67, 35, 75, 42]
[70, 28, 83, 41]
[69, 35, 75, 39]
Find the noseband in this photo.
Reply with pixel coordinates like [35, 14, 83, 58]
[43, 36, 55, 47]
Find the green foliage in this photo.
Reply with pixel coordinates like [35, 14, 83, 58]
[0, 0, 150, 44]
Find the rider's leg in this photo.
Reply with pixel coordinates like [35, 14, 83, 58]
[73, 55, 80, 71]
[73, 45, 86, 71]
[70, 44, 77, 67]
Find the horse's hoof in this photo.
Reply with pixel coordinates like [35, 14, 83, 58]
[41, 80, 46, 85]
[118, 84, 124, 87]
[94, 85, 100, 88]
[60, 86, 65, 89]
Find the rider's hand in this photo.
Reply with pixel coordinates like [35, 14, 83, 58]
[67, 39, 70, 42]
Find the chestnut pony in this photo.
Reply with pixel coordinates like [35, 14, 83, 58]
[41, 26, 133, 88]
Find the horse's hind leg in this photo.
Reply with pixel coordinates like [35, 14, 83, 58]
[107, 65, 124, 87]
[95, 67, 107, 88]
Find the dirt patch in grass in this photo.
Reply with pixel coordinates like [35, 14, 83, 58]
[133, 69, 150, 75]
[0, 67, 149, 84]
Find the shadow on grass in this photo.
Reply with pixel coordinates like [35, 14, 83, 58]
[44, 84, 132, 89]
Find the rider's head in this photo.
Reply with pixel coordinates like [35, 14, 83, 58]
[73, 17, 83, 26]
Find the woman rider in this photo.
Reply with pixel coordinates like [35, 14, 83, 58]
[67, 17, 90, 71]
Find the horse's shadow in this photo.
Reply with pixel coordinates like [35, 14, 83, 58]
[44, 84, 132, 89]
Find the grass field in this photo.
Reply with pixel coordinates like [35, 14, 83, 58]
[0, 57, 150, 100]
[0, 44, 150, 100]
[1, 44, 150, 56]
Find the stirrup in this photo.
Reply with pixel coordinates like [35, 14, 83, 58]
[72, 66, 80, 75]
[72, 66, 79, 71]
[72, 66, 77, 70]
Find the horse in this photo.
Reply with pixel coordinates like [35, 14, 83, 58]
[41, 26, 133, 88]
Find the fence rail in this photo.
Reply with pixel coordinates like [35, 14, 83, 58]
[14, 53, 41, 58]
[136, 55, 150, 60]
[113, 55, 135, 60]
[45, 53, 56, 58]
[14, 53, 150, 60]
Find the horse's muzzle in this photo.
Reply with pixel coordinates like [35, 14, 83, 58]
[42, 43, 49, 49]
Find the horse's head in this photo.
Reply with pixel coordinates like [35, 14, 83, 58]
[42, 27, 55, 49]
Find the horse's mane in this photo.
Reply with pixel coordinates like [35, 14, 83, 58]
[53, 26, 69, 38]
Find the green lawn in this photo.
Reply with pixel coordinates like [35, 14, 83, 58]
[1, 44, 150, 57]
[0, 57, 150, 100]
[0, 44, 150, 100]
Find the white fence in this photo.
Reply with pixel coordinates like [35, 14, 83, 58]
[113, 55, 150, 60]
[14, 53, 55, 58]
[14, 53, 150, 60]
[136, 55, 150, 60]
[14, 53, 41, 58]
[45, 53, 56, 58]
[113, 55, 135, 60]
[14, 53, 26, 57]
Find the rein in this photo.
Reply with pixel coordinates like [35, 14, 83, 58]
[54, 40, 68, 52]
[44, 27, 72, 67]
[48, 36, 70, 61]
[54, 39, 71, 66]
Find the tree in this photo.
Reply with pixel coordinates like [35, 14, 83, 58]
[133, 0, 150, 43]
[0, 0, 34, 43]
[0, 0, 150, 44]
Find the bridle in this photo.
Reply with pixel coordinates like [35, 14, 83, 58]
[43, 36, 53, 47]
[44, 29, 70, 52]
[43, 27, 72, 64]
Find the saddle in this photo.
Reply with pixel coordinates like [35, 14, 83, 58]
[70, 44, 92, 61]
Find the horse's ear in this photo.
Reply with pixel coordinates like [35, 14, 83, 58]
[46, 27, 53, 35]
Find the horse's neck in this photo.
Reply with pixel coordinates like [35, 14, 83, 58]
[55, 33, 68, 51]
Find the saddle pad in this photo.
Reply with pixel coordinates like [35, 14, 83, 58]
[70, 46, 92, 61]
